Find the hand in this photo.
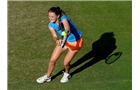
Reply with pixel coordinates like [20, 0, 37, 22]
[56, 39, 62, 46]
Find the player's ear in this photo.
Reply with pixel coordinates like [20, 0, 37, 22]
[57, 15, 60, 19]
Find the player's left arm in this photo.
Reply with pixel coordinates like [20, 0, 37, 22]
[60, 19, 70, 48]
[62, 19, 70, 35]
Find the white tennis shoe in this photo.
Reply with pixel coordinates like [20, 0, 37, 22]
[36, 75, 51, 83]
[60, 72, 71, 83]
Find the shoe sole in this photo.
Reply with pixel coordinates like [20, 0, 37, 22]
[36, 79, 51, 83]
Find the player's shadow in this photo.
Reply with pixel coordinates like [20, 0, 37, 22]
[52, 32, 117, 80]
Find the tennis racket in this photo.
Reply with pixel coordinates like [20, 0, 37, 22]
[60, 30, 70, 48]
[61, 35, 67, 48]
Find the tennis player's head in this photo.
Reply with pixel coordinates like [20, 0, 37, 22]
[48, 7, 65, 23]
[100, 32, 114, 40]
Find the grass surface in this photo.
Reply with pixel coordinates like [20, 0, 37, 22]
[8, 1, 132, 90]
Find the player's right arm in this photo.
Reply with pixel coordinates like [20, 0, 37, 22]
[48, 27, 61, 45]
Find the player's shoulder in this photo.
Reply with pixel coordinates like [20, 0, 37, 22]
[61, 15, 69, 20]
[61, 15, 67, 17]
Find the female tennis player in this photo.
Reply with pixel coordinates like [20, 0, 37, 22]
[36, 6, 83, 83]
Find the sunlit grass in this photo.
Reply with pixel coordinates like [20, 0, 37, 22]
[8, 1, 131, 90]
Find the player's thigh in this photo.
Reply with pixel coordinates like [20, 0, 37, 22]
[50, 45, 66, 61]
[64, 50, 78, 65]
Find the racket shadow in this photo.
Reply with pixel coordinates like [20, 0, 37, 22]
[105, 52, 122, 64]
[52, 32, 121, 80]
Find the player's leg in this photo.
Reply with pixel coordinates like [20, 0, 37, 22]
[64, 50, 78, 73]
[37, 45, 66, 83]
[47, 45, 66, 77]
[63, 38, 83, 74]
[60, 49, 78, 83]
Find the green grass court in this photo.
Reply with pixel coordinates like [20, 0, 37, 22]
[8, 1, 132, 90]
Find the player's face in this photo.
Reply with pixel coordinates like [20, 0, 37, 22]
[48, 12, 59, 23]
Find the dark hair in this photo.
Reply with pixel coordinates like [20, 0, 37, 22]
[48, 6, 65, 17]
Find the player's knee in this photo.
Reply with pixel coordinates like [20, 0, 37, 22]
[64, 62, 70, 67]
[49, 59, 56, 65]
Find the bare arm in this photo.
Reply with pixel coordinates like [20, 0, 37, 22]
[48, 27, 58, 41]
[60, 19, 71, 48]
[62, 19, 70, 34]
